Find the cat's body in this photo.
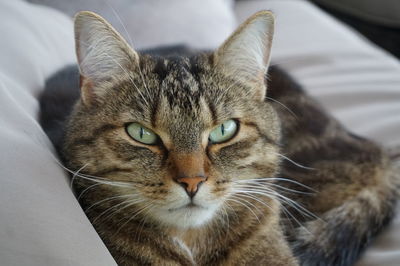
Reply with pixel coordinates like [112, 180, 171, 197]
[39, 11, 400, 265]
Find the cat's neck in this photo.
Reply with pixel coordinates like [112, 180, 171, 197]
[91, 191, 280, 264]
[166, 196, 280, 261]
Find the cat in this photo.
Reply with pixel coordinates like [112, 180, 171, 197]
[39, 10, 400, 266]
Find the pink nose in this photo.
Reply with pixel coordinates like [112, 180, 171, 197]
[177, 176, 207, 197]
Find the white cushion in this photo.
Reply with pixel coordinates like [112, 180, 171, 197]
[0, 1, 116, 265]
[27, 0, 236, 50]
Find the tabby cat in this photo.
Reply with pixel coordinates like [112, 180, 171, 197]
[39, 10, 400, 266]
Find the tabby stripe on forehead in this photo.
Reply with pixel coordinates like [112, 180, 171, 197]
[153, 58, 169, 81]
[207, 100, 218, 124]
[150, 91, 160, 127]
[189, 56, 202, 84]
[242, 121, 278, 146]
[71, 124, 118, 146]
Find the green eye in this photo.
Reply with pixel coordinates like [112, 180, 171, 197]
[209, 119, 238, 144]
[126, 123, 158, 145]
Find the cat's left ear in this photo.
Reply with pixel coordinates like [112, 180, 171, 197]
[214, 11, 274, 101]
[74, 11, 139, 106]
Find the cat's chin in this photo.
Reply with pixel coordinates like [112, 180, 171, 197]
[153, 202, 220, 229]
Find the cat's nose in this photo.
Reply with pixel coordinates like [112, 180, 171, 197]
[177, 176, 207, 198]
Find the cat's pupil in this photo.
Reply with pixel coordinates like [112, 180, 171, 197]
[139, 127, 144, 139]
[221, 124, 225, 136]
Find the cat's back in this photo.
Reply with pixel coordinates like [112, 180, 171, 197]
[39, 64, 80, 153]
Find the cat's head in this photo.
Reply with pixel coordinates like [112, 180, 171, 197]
[64, 11, 281, 229]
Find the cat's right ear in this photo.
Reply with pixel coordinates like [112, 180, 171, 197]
[74, 11, 138, 106]
[213, 11, 274, 101]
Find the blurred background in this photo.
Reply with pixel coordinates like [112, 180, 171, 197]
[26, 0, 400, 57]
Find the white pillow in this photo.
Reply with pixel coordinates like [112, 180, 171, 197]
[27, 0, 236, 50]
[0, 1, 116, 265]
[236, 0, 400, 147]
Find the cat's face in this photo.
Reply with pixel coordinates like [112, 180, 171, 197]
[64, 11, 280, 229]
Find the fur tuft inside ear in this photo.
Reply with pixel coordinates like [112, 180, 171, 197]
[214, 11, 275, 100]
[74, 11, 138, 105]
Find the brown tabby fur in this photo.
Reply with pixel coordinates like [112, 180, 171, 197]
[45, 10, 400, 266]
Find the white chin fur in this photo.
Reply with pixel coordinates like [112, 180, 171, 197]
[157, 205, 218, 229]
[149, 185, 221, 229]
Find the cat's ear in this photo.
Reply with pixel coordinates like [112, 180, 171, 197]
[214, 11, 274, 101]
[74, 11, 138, 105]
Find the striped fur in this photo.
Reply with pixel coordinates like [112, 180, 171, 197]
[39, 11, 400, 266]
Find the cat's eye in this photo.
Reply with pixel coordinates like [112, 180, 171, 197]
[126, 123, 158, 145]
[209, 119, 238, 144]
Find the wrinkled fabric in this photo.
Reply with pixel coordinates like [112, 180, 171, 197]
[0, 1, 116, 265]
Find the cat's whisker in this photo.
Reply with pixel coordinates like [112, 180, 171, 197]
[43, 150, 133, 187]
[226, 196, 262, 224]
[274, 152, 316, 171]
[234, 177, 317, 192]
[114, 201, 155, 236]
[260, 183, 314, 195]
[235, 182, 314, 195]
[277, 202, 298, 231]
[92, 197, 145, 224]
[73, 173, 134, 188]
[267, 178, 317, 193]
[219, 204, 230, 235]
[233, 186, 316, 234]
[232, 186, 320, 221]
[70, 163, 89, 188]
[232, 191, 276, 214]
[229, 194, 264, 215]
[265, 96, 297, 119]
[274, 193, 320, 221]
[215, 202, 233, 241]
[103, 0, 134, 48]
[100, 197, 147, 223]
[277, 200, 310, 234]
[109, 7, 153, 103]
[134, 207, 153, 244]
[223, 201, 240, 223]
[77, 183, 104, 200]
[84, 194, 137, 213]
[52, 158, 133, 188]
[30, 127, 138, 192]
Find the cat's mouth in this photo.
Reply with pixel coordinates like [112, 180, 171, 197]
[156, 200, 219, 228]
[168, 202, 204, 212]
